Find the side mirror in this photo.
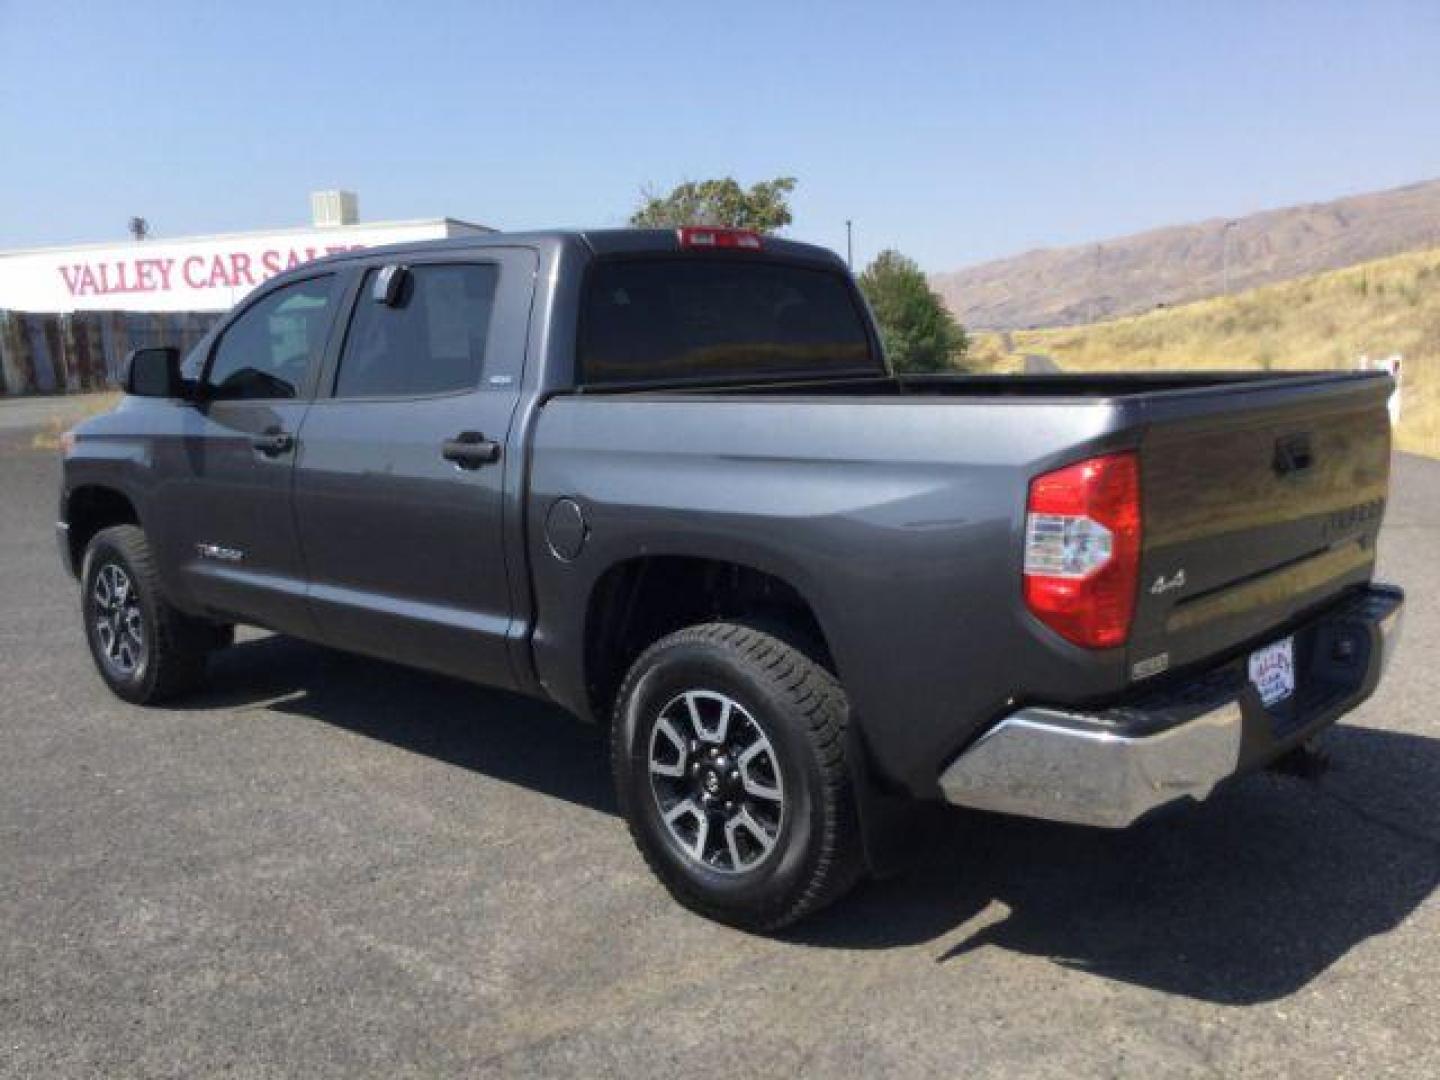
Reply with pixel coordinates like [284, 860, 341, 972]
[122, 347, 183, 398]
[372, 264, 411, 307]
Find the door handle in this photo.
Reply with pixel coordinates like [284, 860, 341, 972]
[251, 429, 294, 457]
[442, 431, 501, 469]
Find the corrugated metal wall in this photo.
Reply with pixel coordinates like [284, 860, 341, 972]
[0, 310, 221, 396]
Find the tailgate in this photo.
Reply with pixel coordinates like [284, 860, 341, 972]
[1128, 373, 1392, 679]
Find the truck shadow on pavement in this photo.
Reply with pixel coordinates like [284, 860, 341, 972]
[792, 722, 1440, 1004]
[197, 633, 1438, 1007]
[198, 632, 619, 815]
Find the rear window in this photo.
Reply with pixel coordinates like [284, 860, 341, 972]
[578, 258, 877, 386]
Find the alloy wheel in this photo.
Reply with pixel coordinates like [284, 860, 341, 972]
[648, 690, 786, 874]
[92, 562, 145, 676]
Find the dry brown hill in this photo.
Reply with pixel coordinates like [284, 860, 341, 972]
[933, 178, 1440, 330]
[967, 245, 1440, 458]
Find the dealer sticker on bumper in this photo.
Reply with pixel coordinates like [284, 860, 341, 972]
[1249, 636, 1296, 707]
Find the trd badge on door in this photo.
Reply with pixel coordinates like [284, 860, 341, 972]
[196, 542, 244, 563]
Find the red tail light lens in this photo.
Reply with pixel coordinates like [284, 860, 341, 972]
[676, 227, 763, 251]
[1023, 451, 1141, 649]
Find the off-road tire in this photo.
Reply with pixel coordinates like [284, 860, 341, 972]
[81, 525, 214, 704]
[612, 622, 863, 930]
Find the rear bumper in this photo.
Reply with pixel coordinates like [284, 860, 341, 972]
[939, 582, 1404, 827]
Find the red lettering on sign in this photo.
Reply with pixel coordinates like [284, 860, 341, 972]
[206, 256, 232, 289]
[183, 255, 207, 289]
[229, 252, 255, 286]
[47, 242, 373, 305]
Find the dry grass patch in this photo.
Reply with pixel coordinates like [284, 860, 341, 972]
[29, 391, 123, 451]
[968, 246, 1440, 457]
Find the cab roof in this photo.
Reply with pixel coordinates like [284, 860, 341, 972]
[305, 228, 847, 272]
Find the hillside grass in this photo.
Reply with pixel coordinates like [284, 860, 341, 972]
[968, 246, 1440, 457]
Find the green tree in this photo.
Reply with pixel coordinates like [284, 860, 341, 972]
[858, 249, 968, 373]
[630, 176, 797, 233]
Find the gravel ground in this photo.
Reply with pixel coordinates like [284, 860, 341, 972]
[1, 398, 1437, 1078]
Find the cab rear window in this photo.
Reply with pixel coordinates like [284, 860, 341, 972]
[578, 258, 877, 386]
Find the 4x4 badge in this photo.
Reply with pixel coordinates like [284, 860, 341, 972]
[1150, 569, 1186, 595]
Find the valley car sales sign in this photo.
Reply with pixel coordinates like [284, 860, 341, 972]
[0, 221, 475, 314]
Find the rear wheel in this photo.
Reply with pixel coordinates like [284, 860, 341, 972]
[612, 622, 863, 930]
[81, 525, 217, 704]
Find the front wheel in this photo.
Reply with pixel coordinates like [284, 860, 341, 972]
[81, 525, 214, 704]
[611, 622, 863, 930]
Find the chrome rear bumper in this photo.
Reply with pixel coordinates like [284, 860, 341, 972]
[940, 583, 1404, 828]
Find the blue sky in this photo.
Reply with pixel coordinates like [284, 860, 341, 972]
[2, 0, 1438, 271]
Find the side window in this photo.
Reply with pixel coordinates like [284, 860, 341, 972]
[206, 276, 337, 401]
[334, 263, 499, 398]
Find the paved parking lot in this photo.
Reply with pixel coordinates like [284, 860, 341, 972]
[2, 399, 1438, 1078]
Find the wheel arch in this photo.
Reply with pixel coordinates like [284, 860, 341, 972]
[581, 554, 837, 727]
[64, 484, 142, 575]
[576, 553, 919, 876]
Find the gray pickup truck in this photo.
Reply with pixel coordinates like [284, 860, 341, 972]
[58, 227, 1404, 929]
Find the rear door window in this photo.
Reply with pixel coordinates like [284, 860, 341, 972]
[578, 258, 877, 386]
[334, 263, 499, 398]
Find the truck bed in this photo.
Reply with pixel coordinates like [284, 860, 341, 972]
[579, 368, 1376, 400]
[530, 368, 1393, 796]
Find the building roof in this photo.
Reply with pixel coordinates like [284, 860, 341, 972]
[0, 217, 493, 259]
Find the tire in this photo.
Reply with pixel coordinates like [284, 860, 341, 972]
[81, 524, 213, 704]
[611, 622, 863, 931]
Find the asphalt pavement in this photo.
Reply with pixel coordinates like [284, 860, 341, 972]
[2, 396, 1437, 1078]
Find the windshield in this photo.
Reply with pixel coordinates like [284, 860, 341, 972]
[578, 257, 880, 386]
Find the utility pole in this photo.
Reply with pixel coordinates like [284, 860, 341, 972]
[1222, 220, 1237, 295]
[845, 220, 853, 270]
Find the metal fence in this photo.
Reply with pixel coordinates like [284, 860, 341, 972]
[0, 310, 222, 396]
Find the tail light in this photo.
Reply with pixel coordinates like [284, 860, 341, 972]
[1023, 451, 1141, 649]
[676, 227, 763, 251]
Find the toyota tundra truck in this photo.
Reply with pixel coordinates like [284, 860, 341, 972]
[57, 227, 1404, 929]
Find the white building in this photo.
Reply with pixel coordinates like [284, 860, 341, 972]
[0, 191, 492, 314]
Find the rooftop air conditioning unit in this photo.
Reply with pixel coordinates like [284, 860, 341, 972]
[310, 190, 358, 228]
